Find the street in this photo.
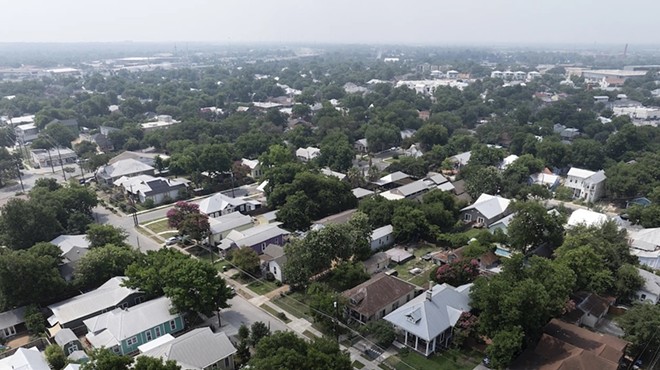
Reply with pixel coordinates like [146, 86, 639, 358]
[208, 295, 288, 337]
[93, 205, 162, 252]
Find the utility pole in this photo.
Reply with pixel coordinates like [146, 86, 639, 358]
[333, 297, 339, 344]
[15, 161, 24, 193]
[46, 148, 55, 173]
[54, 146, 67, 180]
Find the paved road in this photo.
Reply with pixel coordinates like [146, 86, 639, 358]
[94, 205, 161, 252]
[207, 295, 288, 338]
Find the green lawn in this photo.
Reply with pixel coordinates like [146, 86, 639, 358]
[352, 360, 365, 369]
[259, 304, 292, 323]
[213, 259, 233, 272]
[143, 218, 175, 234]
[246, 280, 279, 296]
[384, 349, 479, 370]
[271, 292, 313, 321]
[302, 330, 317, 339]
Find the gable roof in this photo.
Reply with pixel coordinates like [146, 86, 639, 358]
[0, 306, 26, 329]
[199, 193, 248, 215]
[50, 235, 90, 256]
[85, 297, 178, 348]
[637, 268, 660, 297]
[48, 277, 139, 326]
[450, 151, 471, 166]
[262, 244, 287, 266]
[389, 180, 429, 197]
[567, 167, 597, 180]
[352, 187, 375, 199]
[241, 158, 260, 170]
[566, 209, 608, 228]
[54, 328, 79, 346]
[384, 283, 472, 341]
[342, 274, 416, 318]
[97, 158, 155, 180]
[373, 171, 410, 186]
[208, 212, 253, 235]
[371, 224, 393, 241]
[114, 175, 188, 196]
[461, 194, 511, 219]
[139, 327, 236, 369]
[0, 348, 50, 370]
[630, 228, 660, 251]
[220, 224, 289, 250]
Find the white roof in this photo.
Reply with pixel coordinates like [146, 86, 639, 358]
[0, 348, 49, 370]
[500, 154, 519, 169]
[461, 194, 511, 219]
[48, 277, 139, 326]
[295, 146, 321, 160]
[241, 158, 260, 170]
[16, 123, 36, 131]
[530, 172, 559, 186]
[637, 268, 660, 297]
[437, 182, 456, 192]
[138, 334, 175, 353]
[379, 190, 405, 201]
[98, 158, 154, 179]
[321, 168, 346, 180]
[50, 234, 90, 255]
[209, 212, 253, 235]
[114, 175, 188, 196]
[63, 364, 81, 370]
[371, 225, 393, 241]
[427, 173, 449, 185]
[85, 297, 178, 345]
[630, 228, 660, 252]
[199, 193, 248, 215]
[384, 283, 472, 341]
[139, 327, 237, 369]
[566, 209, 608, 228]
[374, 171, 410, 186]
[389, 180, 429, 197]
[450, 151, 471, 166]
[567, 167, 596, 179]
[352, 187, 374, 199]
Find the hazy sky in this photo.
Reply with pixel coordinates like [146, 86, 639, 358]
[1, 0, 658, 45]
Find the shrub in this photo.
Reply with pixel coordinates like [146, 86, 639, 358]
[142, 198, 156, 209]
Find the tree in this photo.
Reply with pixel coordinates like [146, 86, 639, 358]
[616, 303, 660, 356]
[74, 140, 98, 157]
[231, 247, 260, 276]
[81, 348, 133, 370]
[133, 356, 182, 370]
[250, 321, 272, 346]
[506, 201, 565, 253]
[555, 246, 614, 294]
[249, 331, 352, 370]
[415, 123, 448, 150]
[178, 212, 210, 241]
[319, 132, 355, 172]
[86, 224, 128, 248]
[75, 244, 141, 289]
[358, 320, 396, 348]
[358, 195, 395, 228]
[307, 283, 344, 333]
[45, 344, 67, 370]
[326, 261, 370, 291]
[0, 198, 62, 250]
[462, 166, 502, 199]
[387, 156, 427, 179]
[613, 264, 644, 302]
[391, 205, 429, 242]
[24, 304, 46, 335]
[364, 123, 401, 153]
[486, 326, 524, 369]
[39, 124, 77, 148]
[124, 249, 232, 316]
[433, 259, 480, 287]
[166, 201, 201, 229]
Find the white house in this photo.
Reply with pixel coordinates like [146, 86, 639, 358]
[0, 348, 49, 370]
[529, 171, 560, 190]
[295, 146, 321, 161]
[635, 268, 660, 304]
[449, 151, 471, 168]
[241, 158, 262, 179]
[380, 180, 430, 201]
[114, 175, 189, 205]
[260, 244, 287, 282]
[499, 154, 519, 170]
[566, 209, 608, 229]
[354, 138, 369, 153]
[629, 228, 660, 269]
[96, 158, 156, 185]
[208, 212, 254, 245]
[460, 194, 512, 227]
[15, 123, 39, 143]
[30, 147, 77, 169]
[199, 192, 260, 218]
[565, 167, 607, 203]
[139, 327, 237, 370]
[384, 283, 472, 356]
[370, 224, 394, 251]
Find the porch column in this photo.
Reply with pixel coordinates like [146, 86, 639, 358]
[425, 340, 429, 356]
[415, 336, 418, 352]
[404, 331, 408, 345]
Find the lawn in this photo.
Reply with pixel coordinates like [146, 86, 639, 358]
[143, 218, 175, 234]
[352, 360, 365, 369]
[384, 349, 479, 370]
[391, 245, 439, 287]
[271, 292, 313, 321]
[302, 330, 317, 339]
[246, 280, 279, 296]
[213, 259, 233, 272]
[259, 304, 292, 323]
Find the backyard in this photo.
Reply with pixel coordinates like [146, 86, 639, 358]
[390, 244, 439, 287]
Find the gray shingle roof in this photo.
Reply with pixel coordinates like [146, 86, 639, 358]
[0, 306, 26, 329]
[98, 159, 154, 180]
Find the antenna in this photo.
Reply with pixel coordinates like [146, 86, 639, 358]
[623, 43, 628, 58]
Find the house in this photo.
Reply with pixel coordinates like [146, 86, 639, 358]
[510, 319, 627, 370]
[313, 209, 357, 227]
[380, 180, 430, 201]
[487, 213, 515, 235]
[363, 252, 391, 275]
[432, 245, 499, 270]
[635, 268, 660, 304]
[199, 192, 259, 218]
[141, 116, 179, 132]
[448, 151, 471, 168]
[566, 209, 608, 228]
[54, 328, 83, 356]
[372, 171, 412, 189]
[46, 118, 79, 133]
[85, 296, 184, 355]
[50, 234, 90, 281]
[240, 158, 262, 179]
[354, 138, 369, 153]
[208, 212, 254, 245]
[260, 244, 287, 282]
[30, 147, 77, 169]
[629, 228, 660, 269]
[47, 276, 144, 329]
[80, 132, 114, 152]
[342, 273, 417, 324]
[96, 158, 156, 185]
[371, 224, 394, 251]
[0, 347, 50, 370]
[107, 151, 166, 167]
[384, 282, 472, 356]
[217, 224, 289, 256]
[425, 173, 450, 187]
[139, 327, 237, 370]
[352, 187, 374, 200]
[564, 292, 613, 329]
[529, 170, 560, 190]
[0, 306, 26, 339]
[114, 175, 189, 205]
[321, 167, 347, 181]
[499, 154, 518, 170]
[565, 167, 607, 203]
[15, 123, 39, 143]
[460, 194, 512, 227]
[400, 129, 417, 140]
[295, 146, 320, 161]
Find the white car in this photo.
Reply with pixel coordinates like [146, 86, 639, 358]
[165, 236, 180, 246]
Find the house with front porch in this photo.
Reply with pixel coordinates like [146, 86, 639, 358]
[342, 273, 417, 325]
[85, 296, 184, 355]
[260, 244, 288, 282]
[217, 224, 289, 256]
[384, 282, 472, 357]
[199, 192, 260, 218]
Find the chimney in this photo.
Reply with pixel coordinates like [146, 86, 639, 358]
[426, 281, 434, 301]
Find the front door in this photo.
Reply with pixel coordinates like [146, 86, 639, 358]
[2, 326, 16, 338]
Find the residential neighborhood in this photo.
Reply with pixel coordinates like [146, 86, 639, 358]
[0, 15, 660, 370]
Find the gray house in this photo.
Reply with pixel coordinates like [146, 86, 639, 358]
[460, 193, 512, 227]
[0, 306, 26, 339]
[54, 328, 83, 356]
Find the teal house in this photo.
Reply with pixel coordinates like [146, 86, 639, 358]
[84, 296, 184, 355]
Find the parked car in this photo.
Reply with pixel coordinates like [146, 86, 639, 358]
[165, 236, 180, 246]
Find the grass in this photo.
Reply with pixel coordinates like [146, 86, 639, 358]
[352, 360, 365, 369]
[143, 218, 174, 234]
[272, 292, 313, 321]
[213, 259, 233, 272]
[302, 330, 317, 339]
[260, 304, 292, 323]
[384, 349, 479, 370]
[246, 280, 279, 296]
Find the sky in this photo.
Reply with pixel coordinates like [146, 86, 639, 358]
[0, 0, 658, 45]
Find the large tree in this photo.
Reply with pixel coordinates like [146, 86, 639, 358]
[0, 198, 62, 250]
[75, 244, 141, 289]
[506, 201, 565, 253]
[86, 224, 128, 248]
[616, 303, 660, 357]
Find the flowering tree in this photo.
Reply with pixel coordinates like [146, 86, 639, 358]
[434, 259, 480, 287]
[452, 312, 479, 348]
[166, 201, 209, 241]
[167, 201, 200, 229]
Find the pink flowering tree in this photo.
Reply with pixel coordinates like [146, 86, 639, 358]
[167, 201, 201, 229]
[434, 259, 480, 287]
[166, 201, 209, 241]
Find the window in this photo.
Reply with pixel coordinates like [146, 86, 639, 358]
[225, 358, 230, 367]
[126, 336, 138, 346]
[68, 343, 79, 354]
[272, 266, 277, 275]
[154, 326, 161, 337]
[380, 309, 385, 318]
[112, 346, 120, 354]
[464, 214, 472, 221]
[169, 320, 177, 331]
[135, 296, 144, 304]
[119, 302, 128, 309]
[477, 217, 484, 224]
[392, 302, 399, 311]
[145, 331, 153, 341]
[641, 294, 647, 300]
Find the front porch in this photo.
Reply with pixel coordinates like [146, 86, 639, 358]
[394, 327, 453, 357]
